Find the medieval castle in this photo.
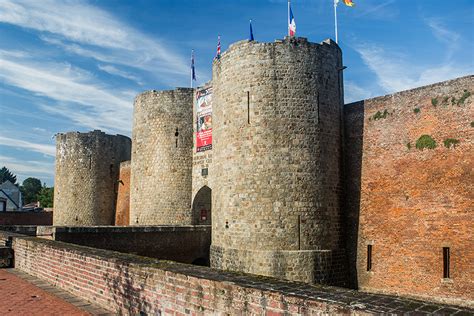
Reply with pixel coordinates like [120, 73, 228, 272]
[45, 37, 472, 311]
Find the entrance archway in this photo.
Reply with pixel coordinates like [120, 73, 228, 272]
[192, 186, 211, 225]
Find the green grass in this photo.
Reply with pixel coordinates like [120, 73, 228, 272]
[416, 135, 437, 150]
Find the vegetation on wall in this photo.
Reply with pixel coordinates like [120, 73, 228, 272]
[370, 109, 390, 121]
[443, 138, 460, 149]
[416, 135, 437, 150]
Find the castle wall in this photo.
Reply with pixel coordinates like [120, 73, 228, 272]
[344, 75, 473, 306]
[53, 130, 131, 226]
[130, 89, 194, 225]
[115, 160, 131, 226]
[211, 37, 346, 285]
[10, 233, 473, 314]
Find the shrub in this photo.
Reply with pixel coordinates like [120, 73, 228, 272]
[431, 98, 438, 106]
[413, 108, 420, 114]
[416, 135, 437, 150]
[443, 138, 460, 149]
[457, 90, 471, 105]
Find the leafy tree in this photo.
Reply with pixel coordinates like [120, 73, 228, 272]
[0, 166, 17, 185]
[37, 185, 54, 208]
[21, 177, 42, 204]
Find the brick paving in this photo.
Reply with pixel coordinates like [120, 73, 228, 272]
[0, 269, 112, 316]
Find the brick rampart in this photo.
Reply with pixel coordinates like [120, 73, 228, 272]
[343, 75, 473, 307]
[11, 235, 473, 314]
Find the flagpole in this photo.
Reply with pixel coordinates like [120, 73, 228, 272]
[288, 0, 290, 37]
[334, 0, 338, 44]
[191, 50, 194, 88]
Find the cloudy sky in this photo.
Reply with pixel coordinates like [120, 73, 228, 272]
[0, 0, 473, 186]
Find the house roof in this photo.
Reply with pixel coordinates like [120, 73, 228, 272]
[0, 189, 19, 209]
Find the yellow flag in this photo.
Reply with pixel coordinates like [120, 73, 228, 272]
[343, 0, 355, 7]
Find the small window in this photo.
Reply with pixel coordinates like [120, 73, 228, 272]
[367, 245, 373, 271]
[443, 247, 450, 278]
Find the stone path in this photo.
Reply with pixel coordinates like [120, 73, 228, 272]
[0, 269, 113, 316]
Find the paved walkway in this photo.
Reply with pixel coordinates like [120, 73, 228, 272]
[0, 269, 113, 316]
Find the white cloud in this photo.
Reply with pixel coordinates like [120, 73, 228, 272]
[354, 43, 473, 94]
[98, 64, 143, 84]
[0, 136, 56, 157]
[0, 50, 134, 133]
[344, 80, 375, 103]
[0, 0, 189, 80]
[0, 155, 54, 185]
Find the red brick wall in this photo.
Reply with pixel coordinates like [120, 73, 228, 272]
[115, 161, 130, 226]
[344, 75, 473, 306]
[12, 236, 370, 315]
[0, 212, 52, 225]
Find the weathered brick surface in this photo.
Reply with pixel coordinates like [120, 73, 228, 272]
[211, 37, 346, 285]
[115, 160, 131, 226]
[344, 75, 474, 307]
[54, 130, 131, 226]
[130, 89, 194, 225]
[11, 235, 473, 315]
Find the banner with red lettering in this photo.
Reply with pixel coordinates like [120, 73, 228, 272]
[196, 87, 212, 152]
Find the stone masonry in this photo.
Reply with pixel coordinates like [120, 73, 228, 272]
[130, 89, 194, 225]
[54, 130, 131, 226]
[210, 37, 346, 285]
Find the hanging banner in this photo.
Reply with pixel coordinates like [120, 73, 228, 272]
[196, 87, 212, 152]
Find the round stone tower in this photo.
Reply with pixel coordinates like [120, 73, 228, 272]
[130, 88, 194, 225]
[211, 37, 346, 285]
[54, 130, 131, 226]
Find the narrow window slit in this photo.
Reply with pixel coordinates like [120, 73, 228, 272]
[175, 128, 179, 148]
[367, 245, 372, 271]
[247, 91, 250, 124]
[443, 247, 450, 278]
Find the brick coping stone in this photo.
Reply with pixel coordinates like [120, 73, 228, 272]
[5, 231, 474, 315]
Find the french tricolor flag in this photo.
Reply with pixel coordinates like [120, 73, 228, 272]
[288, 1, 296, 37]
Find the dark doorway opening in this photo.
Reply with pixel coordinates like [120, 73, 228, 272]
[192, 186, 211, 225]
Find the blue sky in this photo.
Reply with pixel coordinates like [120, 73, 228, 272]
[0, 0, 473, 186]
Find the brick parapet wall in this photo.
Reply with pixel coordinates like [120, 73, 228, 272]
[0, 212, 52, 225]
[343, 75, 473, 307]
[11, 236, 473, 314]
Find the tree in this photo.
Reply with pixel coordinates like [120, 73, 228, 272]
[21, 177, 42, 204]
[0, 166, 17, 185]
[37, 185, 54, 208]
